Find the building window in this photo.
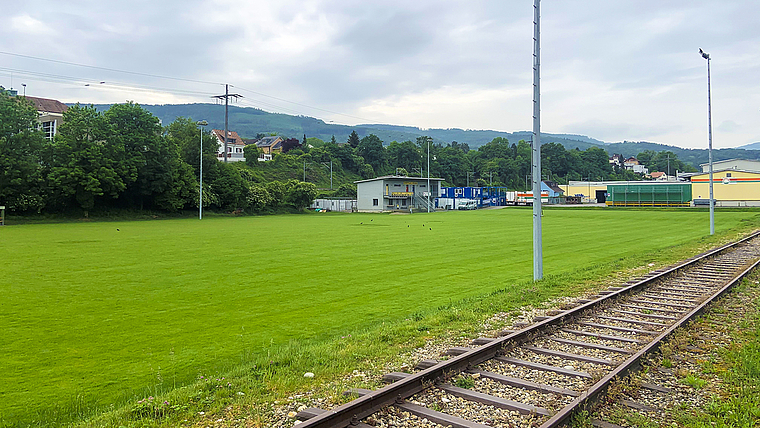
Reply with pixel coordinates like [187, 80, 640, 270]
[373, 199, 378, 206]
[394, 184, 401, 187]
[420, 184, 426, 188]
[42, 121, 55, 140]
[726, 173, 732, 177]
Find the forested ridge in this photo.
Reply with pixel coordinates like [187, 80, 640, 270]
[101, 102, 760, 167]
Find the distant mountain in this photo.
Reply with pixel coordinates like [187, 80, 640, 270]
[83, 102, 760, 167]
[738, 142, 760, 150]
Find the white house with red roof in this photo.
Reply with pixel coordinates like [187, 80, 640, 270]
[212, 129, 247, 162]
[25, 96, 69, 140]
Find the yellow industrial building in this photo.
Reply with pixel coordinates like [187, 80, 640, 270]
[560, 170, 760, 207]
[560, 181, 669, 203]
[690, 169, 760, 207]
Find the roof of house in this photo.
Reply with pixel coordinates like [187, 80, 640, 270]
[255, 136, 283, 148]
[25, 96, 68, 114]
[542, 180, 564, 194]
[684, 168, 760, 178]
[698, 158, 760, 167]
[650, 171, 666, 178]
[212, 129, 246, 145]
[354, 175, 445, 184]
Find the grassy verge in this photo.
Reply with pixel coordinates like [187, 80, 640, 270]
[61, 221, 760, 428]
[674, 278, 760, 427]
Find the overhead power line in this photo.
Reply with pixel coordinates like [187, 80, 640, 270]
[0, 51, 221, 86]
[0, 50, 380, 124]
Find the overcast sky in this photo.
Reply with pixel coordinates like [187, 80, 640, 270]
[2, 0, 758, 148]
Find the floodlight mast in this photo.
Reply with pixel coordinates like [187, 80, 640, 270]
[699, 48, 715, 235]
[532, 0, 543, 280]
[197, 120, 208, 219]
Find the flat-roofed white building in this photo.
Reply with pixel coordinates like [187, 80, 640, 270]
[700, 159, 760, 173]
[356, 175, 444, 212]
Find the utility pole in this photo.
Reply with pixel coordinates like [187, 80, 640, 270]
[532, 0, 543, 281]
[212, 84, 242, 162]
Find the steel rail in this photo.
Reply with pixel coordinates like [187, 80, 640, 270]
[539, 241, 760, 427]
[298, 231, 760, 428]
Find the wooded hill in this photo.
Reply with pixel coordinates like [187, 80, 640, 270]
[85, 103, 760, 169]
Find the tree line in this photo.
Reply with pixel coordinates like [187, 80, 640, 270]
[0, 93, 316, 215]
[1, 92, 695, 215]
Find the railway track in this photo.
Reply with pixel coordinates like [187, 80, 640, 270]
[295, 231, 760, 428]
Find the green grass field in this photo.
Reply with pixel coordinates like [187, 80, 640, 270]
[1, 208, 758, 426]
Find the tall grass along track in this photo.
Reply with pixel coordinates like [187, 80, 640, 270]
[295, 230, 760, 428]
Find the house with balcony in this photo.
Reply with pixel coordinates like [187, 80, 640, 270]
[25, 96, 69, 140]
[355, 175, 444, 212]
[212, 129, 246, 162]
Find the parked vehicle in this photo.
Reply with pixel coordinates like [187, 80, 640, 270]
[458, 200, 478, 210]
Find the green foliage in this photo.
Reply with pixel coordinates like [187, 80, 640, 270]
[48, 104, 126, 212]
[284, 180, 317, 209]
[454, 375, 475, 389]
[347, 130, 360, 148]
[682, 373, 707, 389]
[357, 134, 387, 175]
[246, 183, 271, 212]
[244, 144, 262, 166]
[0, 91, 47, 212]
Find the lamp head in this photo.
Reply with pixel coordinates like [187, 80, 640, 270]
[197, 120, 208, 126]
[699, 48, 710, 60]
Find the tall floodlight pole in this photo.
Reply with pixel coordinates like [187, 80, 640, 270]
[197, 120, 208, 219]
[699, 48, 715, 235]
[532, 0, 543, 280]
[427, 137, 431, 213]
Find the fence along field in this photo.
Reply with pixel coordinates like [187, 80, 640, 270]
[0, 208, 757, 425]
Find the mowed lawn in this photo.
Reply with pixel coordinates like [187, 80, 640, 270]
[0, 208, 756, 424]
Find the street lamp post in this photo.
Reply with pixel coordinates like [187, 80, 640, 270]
[197, 120, 208, 219]
[700, 48, 714, 235]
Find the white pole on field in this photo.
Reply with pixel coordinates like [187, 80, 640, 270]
[532, 0, 543, 280]
[699, 48, 715, 235]
[196, 120, 208, 219]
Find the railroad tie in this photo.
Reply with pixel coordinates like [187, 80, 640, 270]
[577, 322, 658, 336]
[550, 337, 633, 354]
[437, 383, 553, 416]
[495, 356, 593, 378]
[522, 345, 616, 366]
[466, 368, 580, 396]
[560, 328, 645, 344]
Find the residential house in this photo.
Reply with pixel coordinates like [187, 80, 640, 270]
[623, 157, 648, 174]
[541, 180, 565, 204]
[609, 154, 624, 167]
[650, 171, 668, 181]
[255, 136, 284, 155]
[26, 96, 69, 140]
[212, 129, 247, 162]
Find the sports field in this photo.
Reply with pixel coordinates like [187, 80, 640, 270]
[0, 208, 757, 425]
